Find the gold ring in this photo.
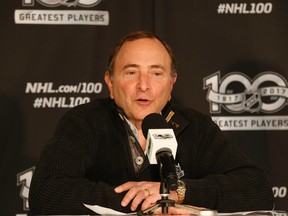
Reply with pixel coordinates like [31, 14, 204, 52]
[144, 188, 151, 196]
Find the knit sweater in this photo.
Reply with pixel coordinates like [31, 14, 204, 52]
[29, 98, 274, 215]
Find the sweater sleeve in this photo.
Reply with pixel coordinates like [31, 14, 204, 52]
[181, 114, 274, 212]
[29, 109, 131, 215]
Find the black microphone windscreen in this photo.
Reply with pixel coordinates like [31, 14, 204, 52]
[142, 113, 169, 139]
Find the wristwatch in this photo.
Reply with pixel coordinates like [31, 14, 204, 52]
[176, 180, 186, 204]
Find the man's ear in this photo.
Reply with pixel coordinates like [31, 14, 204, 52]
[104, 71, 114, 99]
[168, 72, 177, 101]
[170, 72, 177, 90]
[172, 72, 177, 85]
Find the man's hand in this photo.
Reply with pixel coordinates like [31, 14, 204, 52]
[115, 181, 207, 214]
[114, 181, 162, 211]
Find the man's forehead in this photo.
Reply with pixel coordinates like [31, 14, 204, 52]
[120, 38, 165, 51]
[116, 40, 170, 61]
[113, 38, 172, 72]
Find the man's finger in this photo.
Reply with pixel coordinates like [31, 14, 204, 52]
[114, 181, 137, 193]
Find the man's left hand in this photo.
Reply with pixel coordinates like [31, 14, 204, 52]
[115, 181, 162, 211]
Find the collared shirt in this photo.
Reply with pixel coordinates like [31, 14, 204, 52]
[119, 114, 145, 173]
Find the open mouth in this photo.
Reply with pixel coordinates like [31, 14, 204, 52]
[136, 98, 152, 105]
[137, 98, 149, 102]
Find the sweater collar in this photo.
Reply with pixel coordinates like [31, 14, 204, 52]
[108, 98, 189, 137]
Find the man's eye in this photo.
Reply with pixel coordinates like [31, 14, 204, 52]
[152, 71, 163, 76]
[126, 71, 136, 75]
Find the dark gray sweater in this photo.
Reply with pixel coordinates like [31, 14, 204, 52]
[29, 98, 274, 215]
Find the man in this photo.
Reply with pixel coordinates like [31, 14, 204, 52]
[29, 31, 274, 215]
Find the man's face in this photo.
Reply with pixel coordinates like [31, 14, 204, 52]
[105, 38, 177, 126]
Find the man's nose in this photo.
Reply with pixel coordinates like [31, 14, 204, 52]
[137, 73, 150, 91]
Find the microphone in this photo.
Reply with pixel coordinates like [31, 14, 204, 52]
[142, 113, 178, 190]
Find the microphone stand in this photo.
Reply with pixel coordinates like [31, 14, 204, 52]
[137, 179, 216, 216]
[137, 180, 176, 215]
[138, 148, 217, 215]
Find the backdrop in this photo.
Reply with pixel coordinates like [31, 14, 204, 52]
[1, 0, 287, 215]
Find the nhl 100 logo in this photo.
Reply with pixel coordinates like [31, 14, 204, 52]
[203, 71, 288, 114]
[22, 0, 102, 7]
[273, 186, 287, 199]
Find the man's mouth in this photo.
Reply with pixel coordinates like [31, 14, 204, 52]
[136, 98, 152, 105]
[137, 98, 149, 102]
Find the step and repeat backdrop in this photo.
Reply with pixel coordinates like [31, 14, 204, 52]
[1, 0, 288, 215]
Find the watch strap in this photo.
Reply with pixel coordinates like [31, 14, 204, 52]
[176, 180, 186, 204]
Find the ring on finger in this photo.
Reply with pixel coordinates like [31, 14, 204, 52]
[144, 188, 151, 196]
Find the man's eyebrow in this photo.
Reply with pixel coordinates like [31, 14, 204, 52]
[122, 64, 165, 70]
[149, 64, 165, 70]
[122, 64, 140, 70]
